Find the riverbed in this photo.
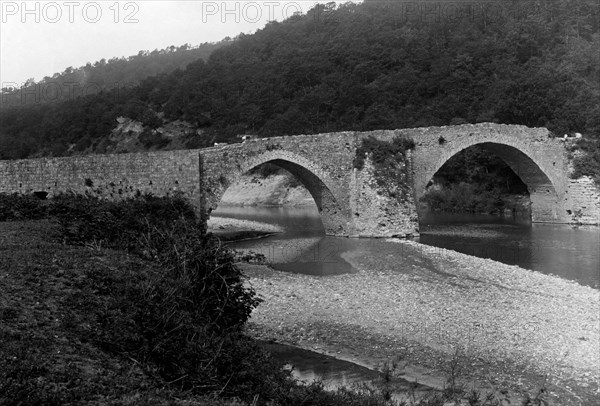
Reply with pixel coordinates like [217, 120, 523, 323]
[212, 205, 600, 405]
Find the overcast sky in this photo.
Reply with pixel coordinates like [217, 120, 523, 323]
[1, 0, 351, 86]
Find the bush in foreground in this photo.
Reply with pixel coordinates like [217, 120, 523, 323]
[0, 192, 49, 221]
[49, 192, 202, 249]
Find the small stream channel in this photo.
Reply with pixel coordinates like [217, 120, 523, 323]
[258, 341, 436, 401]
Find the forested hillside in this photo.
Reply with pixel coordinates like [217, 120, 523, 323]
[0, 42, 227, 109]
[0, 0, 598, 182]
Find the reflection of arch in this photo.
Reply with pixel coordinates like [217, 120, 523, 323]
[415, 140, 563, 222]
[209, 150, 349, 236]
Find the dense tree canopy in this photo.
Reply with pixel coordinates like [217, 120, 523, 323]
[0, 0, 598, 163]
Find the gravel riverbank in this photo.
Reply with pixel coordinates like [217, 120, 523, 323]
[207, 216, 283, 240]
[241, 240, 600, 405]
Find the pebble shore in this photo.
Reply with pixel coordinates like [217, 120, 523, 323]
[207, 216, 283, 240]
[241, 239, 600, 405]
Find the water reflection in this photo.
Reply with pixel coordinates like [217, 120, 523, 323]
[261, 341, 380, 389]
[212, 206, 356, 275]
[212, 206, 600, 289]
[419, 212, 600, 288]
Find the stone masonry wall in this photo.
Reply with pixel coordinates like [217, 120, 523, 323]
[398, 123, 574, 223]
[199, 134, 357, 236]
[200, 133, 420, 237]
[0, 150, 202, 209]
[567, 177, 600, 225]
[350, 154, 419, 237]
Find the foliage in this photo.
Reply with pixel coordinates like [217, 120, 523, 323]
[433, 147, 528, 193]
[353, 137, 415, 171]
[570, 138, 600, 185]
[65, 228, 263, 394]
[0, 196, 263, 401]
[420, 146, 531, 213]
[1, 1, 599, 157]
[354, 136, 415, 199]
[49, 193, 201, 250]
[420, 183, 508, 214]
[0, 42, 227, 108]
[139, 128, 170, 149]
[0, 193, 49, 221]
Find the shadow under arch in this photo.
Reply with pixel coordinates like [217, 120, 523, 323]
[208, 150, 350, 236]
[417, 142, 560, 222]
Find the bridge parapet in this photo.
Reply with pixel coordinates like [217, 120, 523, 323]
[0, 149, 202, 208]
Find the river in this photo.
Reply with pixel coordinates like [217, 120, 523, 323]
[213, 205, 600, 289]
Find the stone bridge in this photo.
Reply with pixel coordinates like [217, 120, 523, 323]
[1, 123, 598, 237]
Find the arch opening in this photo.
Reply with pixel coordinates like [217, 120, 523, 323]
[418, 143, 559, 223]
[219, 163, 315, 208]
[207, 158, 349, 236]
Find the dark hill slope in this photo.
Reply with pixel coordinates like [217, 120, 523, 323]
[162, 0, 599, 141]
[0, 42, 227, 109]
[0, 0, 598, 167]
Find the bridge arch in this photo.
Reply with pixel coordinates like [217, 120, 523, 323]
[206, 150, 351, 236]
[414, 136, 566, 222]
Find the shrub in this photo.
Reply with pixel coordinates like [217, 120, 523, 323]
[421, 183, 506, 213]
[571, 138, 600, 186]
[48, 195, 262, 393]
[0, 194, 263, 399]
[353, 136, 415, 171]
[49, 192, 201, 250]
[139, 128, 170, 148]
[62, 227, 262, 395]
[0, 193, 49, 221]
[139, 222, 261, 333]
